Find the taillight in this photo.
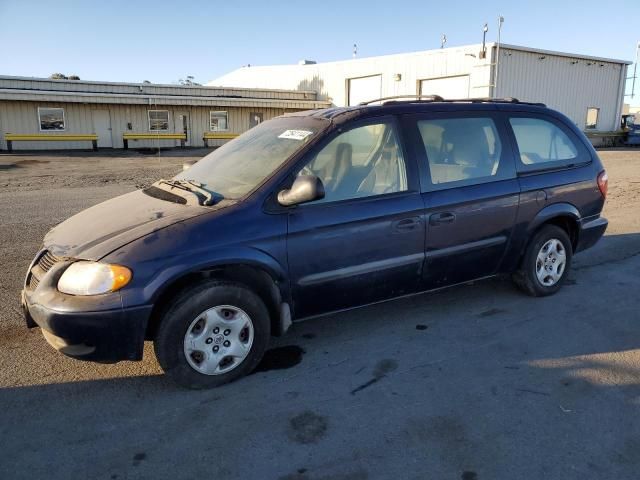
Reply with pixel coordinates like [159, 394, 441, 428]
[597, 170, 608, 199]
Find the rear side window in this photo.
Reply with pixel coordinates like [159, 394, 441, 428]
[417, 117, 506, 187]
[509, 117, 583, 168]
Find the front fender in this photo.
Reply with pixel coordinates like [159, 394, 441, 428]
[116, 246, 289, 308]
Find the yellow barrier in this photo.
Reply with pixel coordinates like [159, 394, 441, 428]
[5, 133, 98, 151]
[203, 132, 239, 147]
[123, 133, 187, 149]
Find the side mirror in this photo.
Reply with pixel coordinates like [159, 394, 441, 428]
[183, 160, 198, 171]
[277, 175, 325, 206]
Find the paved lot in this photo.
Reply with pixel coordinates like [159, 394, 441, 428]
[1, 148, 640, 480]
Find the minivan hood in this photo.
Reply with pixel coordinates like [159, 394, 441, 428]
[44, 190, 233, 260]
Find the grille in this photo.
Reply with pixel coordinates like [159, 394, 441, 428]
[27, 250, 62, 290]
[38, 251, 61, 273]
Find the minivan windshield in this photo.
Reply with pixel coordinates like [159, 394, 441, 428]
[175, 116, 328, 200]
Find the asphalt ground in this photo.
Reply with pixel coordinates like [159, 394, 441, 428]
[1, 148, 639, 480]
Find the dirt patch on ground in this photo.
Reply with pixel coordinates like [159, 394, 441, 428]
[0, 149, 208, 193]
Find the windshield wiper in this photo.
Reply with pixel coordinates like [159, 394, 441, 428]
[156, 179, 220, 206]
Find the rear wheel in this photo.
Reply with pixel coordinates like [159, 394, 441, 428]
[513, 225, 572, 297]
[154, 281, 270, 389]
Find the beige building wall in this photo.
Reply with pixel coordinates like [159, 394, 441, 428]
[0, 101, 296, 150]
[494, 46, 628, 132]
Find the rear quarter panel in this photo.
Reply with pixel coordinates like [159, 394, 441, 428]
[497, 106, 606, 272]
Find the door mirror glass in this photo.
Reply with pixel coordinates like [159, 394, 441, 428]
[278, 175, 325, 206]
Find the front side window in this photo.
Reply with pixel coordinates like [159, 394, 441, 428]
[38, 107, 65, 131]
[298, 122, 407, 203]
[509, 117, 579, 166]
[148, 110, 169, 131]
[210, 111, 228, 131]
[418, 117, 503, 186]
[586, 108, 599, 130]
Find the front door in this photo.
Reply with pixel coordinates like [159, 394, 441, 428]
[286, 118, 425, 319]
[175, 112, 190, 146]
[409, 112, 519, 287]
[92, 110, 113, 148]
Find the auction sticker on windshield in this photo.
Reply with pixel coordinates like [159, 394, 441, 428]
[278, 130, 314, 141]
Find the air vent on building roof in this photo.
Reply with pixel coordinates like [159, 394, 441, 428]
[298, 60, 317, 65]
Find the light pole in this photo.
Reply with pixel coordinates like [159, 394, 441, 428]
[632, 41, 639, 99]
[481, 23, 489, 58]
[494, 15, 505, 98]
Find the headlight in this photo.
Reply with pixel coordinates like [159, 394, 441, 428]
[57, 261, 132, 296]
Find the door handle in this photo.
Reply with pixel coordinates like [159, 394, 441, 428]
[392, 217, 422, 232]
[429, 212, 456, 226]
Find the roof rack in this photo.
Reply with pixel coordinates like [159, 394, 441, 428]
[359, 95, 546, 107]
[359, 94, 444, 105]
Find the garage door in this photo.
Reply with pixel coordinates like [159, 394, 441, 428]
[419, 75, 470, 100]
[348, 75, 382, 106]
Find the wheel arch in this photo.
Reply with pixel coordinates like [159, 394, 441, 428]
[525, 203, 580, 254]
[145, 258, 290, 341]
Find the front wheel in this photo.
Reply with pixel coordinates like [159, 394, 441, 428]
[154, 281, 270, 389]
[513, 225, 573, 297]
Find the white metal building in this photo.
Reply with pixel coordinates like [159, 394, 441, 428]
[210, 43, 631, 133]
[0, 76, 330, 151]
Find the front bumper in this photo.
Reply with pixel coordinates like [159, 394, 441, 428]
[576, 215, 608, 253]
[21, 258, 152, 363]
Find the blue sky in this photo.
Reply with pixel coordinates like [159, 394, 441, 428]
[1, 0, 639, 103]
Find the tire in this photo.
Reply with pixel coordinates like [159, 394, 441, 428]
[154, 280, 270, 389]
[512, 225, 573, 297]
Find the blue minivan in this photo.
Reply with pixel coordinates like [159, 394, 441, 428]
[22, 97, 608, 388]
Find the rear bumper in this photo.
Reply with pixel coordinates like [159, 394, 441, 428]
[576, 215, 608, 253]
[21, 288, 152, 363]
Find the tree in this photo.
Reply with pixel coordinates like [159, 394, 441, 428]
[49, 73, 80, 80]
[178, 75, 201, 86]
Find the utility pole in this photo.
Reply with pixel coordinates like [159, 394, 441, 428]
[441, 34, 447, 49]
[632, 41, 639, 99]
[481, 23, 489, 58]
[494, 15, 505, 98]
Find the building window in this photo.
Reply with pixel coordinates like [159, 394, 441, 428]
[586, 108, 599, 130]
[210, 111, 228, 131]
[38, 107, 65, 131]
[249, 112, 263, 128]
[148, 110, 169, 131]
